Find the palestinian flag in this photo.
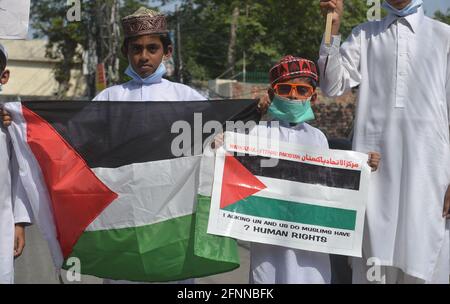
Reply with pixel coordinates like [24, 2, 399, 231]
[220, 154, 360, 230]
[5, 100, 259, 282]
[208, 133, 370, 257]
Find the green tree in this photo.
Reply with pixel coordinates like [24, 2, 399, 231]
[170, 0, 368, 82]
[434, 9, 450, 25]
[32, 0, 371, 91]
[31, 0, 89, 97]
[31, 0, 150, 98]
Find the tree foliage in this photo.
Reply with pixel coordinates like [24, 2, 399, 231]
[31, 0, 149, 97]
[31, 0, 87, 96]
[168, 0, 369, 81]
[32, 1, 450, 93]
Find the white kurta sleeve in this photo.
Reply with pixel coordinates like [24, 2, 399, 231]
[188, 88, 207, 101]
[92, 89, 109, 101]
[446, 45, 450, 126]
[11, 148, 32, 225]
[316, 129, 329, 150]
[318, 27, 362, 97]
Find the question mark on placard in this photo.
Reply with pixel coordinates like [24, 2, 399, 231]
[244, 225, 250, 231]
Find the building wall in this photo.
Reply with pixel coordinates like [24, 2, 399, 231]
[310, 102, 355, 140]
[0, 39, 86, 100]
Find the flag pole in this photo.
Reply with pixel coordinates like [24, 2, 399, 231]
[324, 10, 334, 46]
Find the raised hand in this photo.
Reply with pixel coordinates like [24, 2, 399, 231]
[320, 0, 344, 35]
[0, 108, 11, 127]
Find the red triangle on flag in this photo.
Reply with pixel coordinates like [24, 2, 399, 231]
[23, 106, 118, 259]
[220, 154, 267, 209]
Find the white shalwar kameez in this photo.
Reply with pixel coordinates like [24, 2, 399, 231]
[94, 78, 205, 284]
[0, 128, 32, 284]
[93, 78, 205, 102]
[248, 120, 331, 284]
[318, 7, 450, 283]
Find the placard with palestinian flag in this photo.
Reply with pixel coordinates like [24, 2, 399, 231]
[5, 100, 259, 282]
[207, 132, 371, 257]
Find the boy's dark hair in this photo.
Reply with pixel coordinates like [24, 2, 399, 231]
[121, 33, 172, 57]
[297, 76, 317, 89]
[0, 53, 6, 73]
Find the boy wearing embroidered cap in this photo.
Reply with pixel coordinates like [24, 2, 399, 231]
[94, 7, 205, 102]
[95, 7, 205, 284]
[248, 55, 380, 284]
[267, 56, 319, 125]
[249, 56, 331, 284]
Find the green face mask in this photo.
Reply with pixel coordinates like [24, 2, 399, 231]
[268, 94, 315, 124]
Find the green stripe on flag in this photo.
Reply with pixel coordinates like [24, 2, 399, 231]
[64, 196, 239, 282]
[223, 196, 356, 230]
[195, 195, 241, 264]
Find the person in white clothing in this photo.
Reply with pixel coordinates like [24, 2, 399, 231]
[247, 55, 380, 284]
[0, 43, 32, 284]
[94, 7, 205, 284]
[94, 7, 204, 103]
[319, 0, 450, 283]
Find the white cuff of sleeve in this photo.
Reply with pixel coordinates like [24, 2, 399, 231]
[320, 34, 342, 55]
[14, 217, 32, 225]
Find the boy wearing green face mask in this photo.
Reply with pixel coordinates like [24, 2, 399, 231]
[267, 58, 318, 125]
[248, 55, 331, 284]
[248, 56, 380, 284]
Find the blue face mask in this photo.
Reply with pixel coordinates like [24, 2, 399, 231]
[268, 94, 315, 124]
[382, 0, 422, 17]
[125, 62, 167, 85]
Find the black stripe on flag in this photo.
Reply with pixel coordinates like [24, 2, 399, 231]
[235, 155, 361, 191]
[23, 100, 259, 169]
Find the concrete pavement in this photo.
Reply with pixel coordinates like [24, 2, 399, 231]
[14, 225, 250, 284]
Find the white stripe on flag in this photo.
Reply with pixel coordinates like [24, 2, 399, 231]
[87, 156, 202, 231]
[198, 145, 216, 197]
[255, 176, 365, 210]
